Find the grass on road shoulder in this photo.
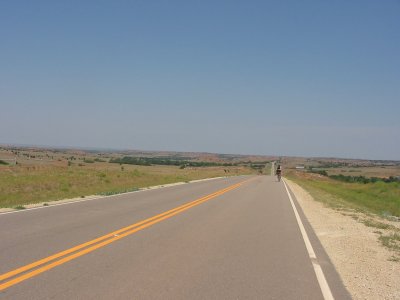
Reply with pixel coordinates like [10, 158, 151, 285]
[286, 171, 400, 260]
[0, 163, 253, 208]
[286, 171, 400, 218]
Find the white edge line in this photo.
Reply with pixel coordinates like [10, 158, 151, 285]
[0, 176, 243, 216]
[282, 178, 335, 300]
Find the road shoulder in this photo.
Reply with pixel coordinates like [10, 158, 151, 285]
[286, 179, 400, 300]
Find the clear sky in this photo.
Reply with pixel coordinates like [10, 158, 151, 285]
[1, 1, 399, 160]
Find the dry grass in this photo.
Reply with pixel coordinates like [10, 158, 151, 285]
[0, 163, 253, 208]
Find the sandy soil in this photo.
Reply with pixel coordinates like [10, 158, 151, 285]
[286, 179, 400, 300]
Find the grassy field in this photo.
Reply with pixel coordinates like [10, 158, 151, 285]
[286, 171, 400, 218]
[286, 169, 400, 259]
[313, 166, 400, 178]
[0, 163, 254, 208]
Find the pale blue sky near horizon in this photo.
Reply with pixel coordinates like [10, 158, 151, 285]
[1, 1, 399, 160]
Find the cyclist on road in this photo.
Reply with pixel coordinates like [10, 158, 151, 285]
[276, 165, 282, 182]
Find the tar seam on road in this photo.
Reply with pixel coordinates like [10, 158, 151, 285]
[0, 178, 253, 292]
[282, 179, 335, 300]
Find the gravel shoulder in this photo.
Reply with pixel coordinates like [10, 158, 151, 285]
[286, 179, 400, 300]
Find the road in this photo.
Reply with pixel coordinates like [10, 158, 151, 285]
[0, 176, 350, 299]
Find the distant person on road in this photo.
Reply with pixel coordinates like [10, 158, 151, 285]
[276, 165, 282, 182]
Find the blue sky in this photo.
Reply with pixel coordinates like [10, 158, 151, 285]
[1, 1, 399, 160]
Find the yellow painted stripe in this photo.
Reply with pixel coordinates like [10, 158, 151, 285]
[0, 178, 251, 291]
[0, 183, 239, 281]
[0, 182, 238, 282]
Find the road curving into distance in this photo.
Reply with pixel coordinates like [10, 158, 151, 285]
[0, 175, 350, 299]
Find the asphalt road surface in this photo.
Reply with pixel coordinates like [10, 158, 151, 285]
[0, 176, 351, 299]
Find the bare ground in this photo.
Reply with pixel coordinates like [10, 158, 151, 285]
[286, 179, 400, 300]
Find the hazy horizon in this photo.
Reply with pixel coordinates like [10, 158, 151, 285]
[2, 142, 399, 162]
[1, 1, 399, 160]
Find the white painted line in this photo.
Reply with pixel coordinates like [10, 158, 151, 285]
[0, 176, 236, 216]
[282, 178, 334, 300]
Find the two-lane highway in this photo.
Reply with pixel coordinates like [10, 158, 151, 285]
[0, 176, 350, 299]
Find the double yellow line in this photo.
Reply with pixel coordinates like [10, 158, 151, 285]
[0, 179, 250, 291]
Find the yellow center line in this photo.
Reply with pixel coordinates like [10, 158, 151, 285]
[0, 182, 239, 282]
[0, 178, 253, 291]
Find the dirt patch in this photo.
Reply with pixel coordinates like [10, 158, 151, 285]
[286, 179, 400, 300]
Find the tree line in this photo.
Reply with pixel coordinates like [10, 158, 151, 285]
[109, 156, 236, 167]
[309, 169, 400, 184]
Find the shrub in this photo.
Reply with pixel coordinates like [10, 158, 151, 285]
[309, 169, 328, 176]
[329, 174, 399, 184]
[109, 156, 234, 167]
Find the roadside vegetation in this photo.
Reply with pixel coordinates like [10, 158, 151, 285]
[109, 156, 236, 167]
[286, 171, 400, 218]
[286, 170, 400, 260]
[109, 156, 269, 171]
[309, 169, 399, 184]
[0, 163, 254, 208]
[0, 146, 274, 208]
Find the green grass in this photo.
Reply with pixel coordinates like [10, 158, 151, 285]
[287, 172, 400, 218]
[0, 164, 253, 207]
[362, 219, 393, 230]
[379, 233, 400, 251]
[287, 171, 400, 259]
